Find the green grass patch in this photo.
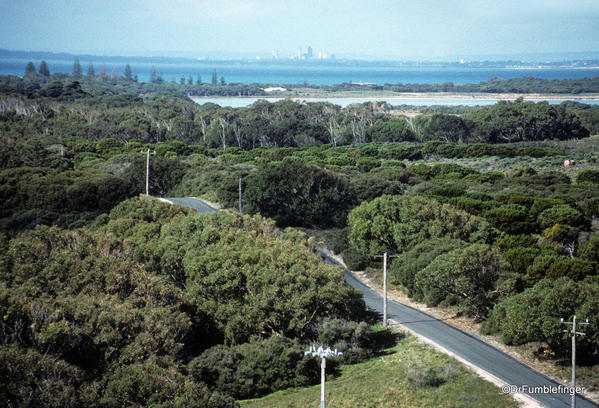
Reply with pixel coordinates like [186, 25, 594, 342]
[239, 335, 518, 408]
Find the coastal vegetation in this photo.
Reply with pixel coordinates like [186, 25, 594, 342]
[1, 74, 599, 403]
[1, 197, 394, 406]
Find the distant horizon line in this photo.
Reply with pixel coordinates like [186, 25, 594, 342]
[2, 47, 599, 64]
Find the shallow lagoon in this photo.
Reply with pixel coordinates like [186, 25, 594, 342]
[191, 96, 599, 108]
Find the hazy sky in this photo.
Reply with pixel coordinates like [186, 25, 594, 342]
[1, 0, 598, 59]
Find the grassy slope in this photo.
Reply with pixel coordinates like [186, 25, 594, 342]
[240, 335, 518, 408]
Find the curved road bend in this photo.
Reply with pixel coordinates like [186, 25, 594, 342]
[164, 197, 219, 213]
[162, 198, 597, 408]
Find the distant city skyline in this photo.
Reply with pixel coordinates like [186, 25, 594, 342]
[1, 1, 598, 62]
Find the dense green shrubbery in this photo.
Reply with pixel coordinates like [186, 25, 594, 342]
[0, 198, 381, 406]
[390, 237, 468, 295]
[577, 169, 599, 184]
[349, 175, 404, 202]
[483, 204, 531, 234]
[536, 204, 587, 230]
[348, 195, 495, 257]
[313, 319, 398, 364]
[367, 117, 415, 143]
[190, 319, 397, 399]
[244, 158, 354, 228]
[463, 100, 589, 143]
[2, 75, 599, 397]
[414, 244, 502, 319]
[189, 336, 318, 399]
[0, 167, 136, 235]
[483, 277, 599, 358]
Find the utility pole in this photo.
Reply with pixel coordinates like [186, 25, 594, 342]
[375, 252, 398, 326]
[561, 315, 589, 408]
[238, 177, 242, 213]
[146, 149, 150, 196]
[305, 345, 342, 408]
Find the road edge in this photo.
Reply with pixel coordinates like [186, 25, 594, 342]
[321, 246, 542, 408]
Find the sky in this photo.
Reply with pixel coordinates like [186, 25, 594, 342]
[0, 0, 598, 60]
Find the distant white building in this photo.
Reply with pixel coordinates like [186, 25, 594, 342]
[263, 87, 287, 93]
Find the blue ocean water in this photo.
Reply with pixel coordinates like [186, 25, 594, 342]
[2, 57, 599, 85]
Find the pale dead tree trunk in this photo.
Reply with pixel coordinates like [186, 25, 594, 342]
[351, 119, 365, 145]
[563, 242, 576, 259]
[406, 116, 416, 133]
[259, 133, 268, 148]
[76, 106, 99, 126]
[198, 117, 207, 145]
[218, 117, 227, 150]
[232, 121, 243, 148]
[259, 107, 271, 121]
[327, 117, 341, 147]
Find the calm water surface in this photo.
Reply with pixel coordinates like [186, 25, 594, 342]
[2, 57, 599, 85]
[191, 96, 599, 108]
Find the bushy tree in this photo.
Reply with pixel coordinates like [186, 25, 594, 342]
[390, 237, 467, 295]
[24, 61, 36, 76]
[483, 204, 531, 234]
[39, 60, 50, 77]
[367, 117, 415, 142]
[348, 194, 495, 257]
[123, 64, 133, 80]
[72, 58, 82, 79]
[464, 100, 589, 143]
[579, 235, 599, 263]
[414, 244, 502, 318]
[244, 158, 354, 228]
[483, 277, 599, 358]
[413, 114, 471, 143]
[189, 337, 317, 399]
[537, 204, 586, 230]
[577, 169, 599, 185]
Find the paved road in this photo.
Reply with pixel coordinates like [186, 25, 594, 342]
[339, 266, 597, 408]
[164, 197, 597, 407]
[164, 197, 218, 213]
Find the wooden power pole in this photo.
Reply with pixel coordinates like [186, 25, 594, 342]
[561, 315, 589, 408]
[146, 149, 150, 196]
[375, 252, 398, 326]
[239, 177, 242, 213]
